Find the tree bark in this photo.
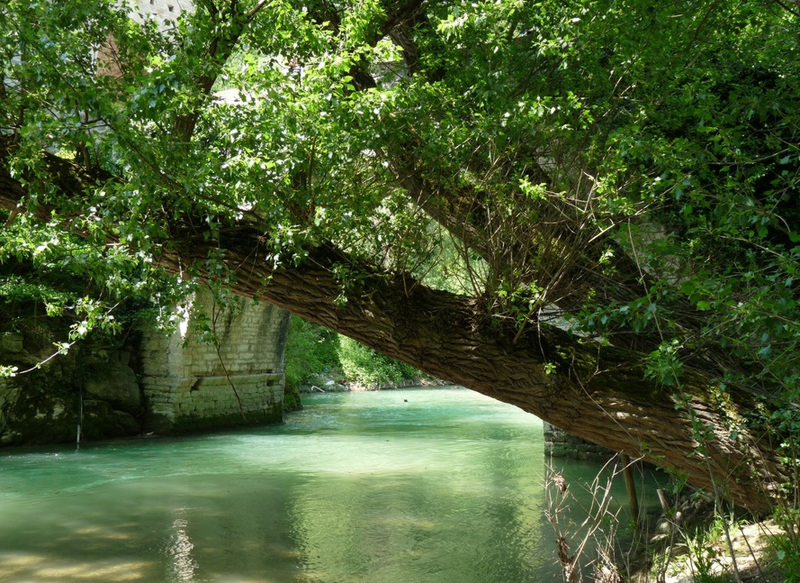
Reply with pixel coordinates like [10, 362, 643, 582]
[0, 127, 789, 518]
[161, 229, 789, 515]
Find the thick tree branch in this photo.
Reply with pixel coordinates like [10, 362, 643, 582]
[162, 228, 788, 515]
[0, 137, 790, 514]
[172, 3, 248, 141]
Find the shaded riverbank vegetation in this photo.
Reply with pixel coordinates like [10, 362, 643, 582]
[2, 0, 800, 580]
[285, 314, 428, 392]
[545, 458, 798, 583]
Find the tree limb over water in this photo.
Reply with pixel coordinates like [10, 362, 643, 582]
[2, 0, 799, 514]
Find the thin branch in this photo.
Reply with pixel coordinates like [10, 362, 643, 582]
[210, 293, 248, 421]
[773, 0, 800, 17]
[246, 0, 270, 21]
[9, 341, 78, 376]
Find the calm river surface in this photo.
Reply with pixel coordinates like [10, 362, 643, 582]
[0, 387, 663, 582]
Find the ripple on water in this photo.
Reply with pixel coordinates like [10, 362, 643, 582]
[0, 388, 666, 583]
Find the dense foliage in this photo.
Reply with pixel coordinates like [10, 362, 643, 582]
[2, 0, 799, 521]
[284, 314, 340, 390]
[284, 314, 423, 390]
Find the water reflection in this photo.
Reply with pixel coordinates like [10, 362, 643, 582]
[167, 510, 197, 583]
[0, 387, 666, 582]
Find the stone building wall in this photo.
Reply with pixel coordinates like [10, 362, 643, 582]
[543, 421, 615, 461]
[139, 292, 290, 433]
[130, 0, 193, 25]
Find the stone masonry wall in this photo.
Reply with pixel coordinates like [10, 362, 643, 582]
[139, 292, 290, 433]
[543, 421, 615, 461]
[128, 0, 291, 432]
[0, 319, 143, 446]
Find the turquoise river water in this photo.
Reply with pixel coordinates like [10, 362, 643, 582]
[0, 387, 664, 582]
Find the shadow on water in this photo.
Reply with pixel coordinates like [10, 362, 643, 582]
[0, 387, 668, 582]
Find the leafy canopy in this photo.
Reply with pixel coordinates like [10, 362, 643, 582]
[1, 0, 799, 415]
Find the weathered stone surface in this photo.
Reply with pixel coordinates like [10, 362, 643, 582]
[543, 421, 615, 461]
[0, 343, 147, 446]
[0, 379, 78, 445]
[81, 401, 141, 440]
[0, 333, 23, 353]
[139, 291, 290, 434]
[0, 316, 85, 445]
[85, 355, 142, 415]
[2, 290, 290, 446]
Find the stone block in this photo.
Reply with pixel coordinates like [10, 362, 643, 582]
[84, 360, 142, 414]
[0, 333, 24, 353]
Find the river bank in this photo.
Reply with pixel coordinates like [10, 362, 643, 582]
[630, 517, 786, 583]
[300, 374, 446, 393]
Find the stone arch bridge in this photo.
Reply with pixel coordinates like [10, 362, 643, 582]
[0, 291, 290, 446]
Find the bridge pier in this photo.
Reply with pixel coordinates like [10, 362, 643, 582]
[139, 291, 290, 433]
[543, 421, 615, 461]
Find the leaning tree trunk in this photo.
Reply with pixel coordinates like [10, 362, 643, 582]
[161, 230, 789, 515]
[0, 141, 790, 514]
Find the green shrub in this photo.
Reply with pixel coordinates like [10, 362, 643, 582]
[338, 336, 422, 388]
[284, 317, 426, 390]
[772, 505, 800, 583]
[284, 315, 341, 390]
